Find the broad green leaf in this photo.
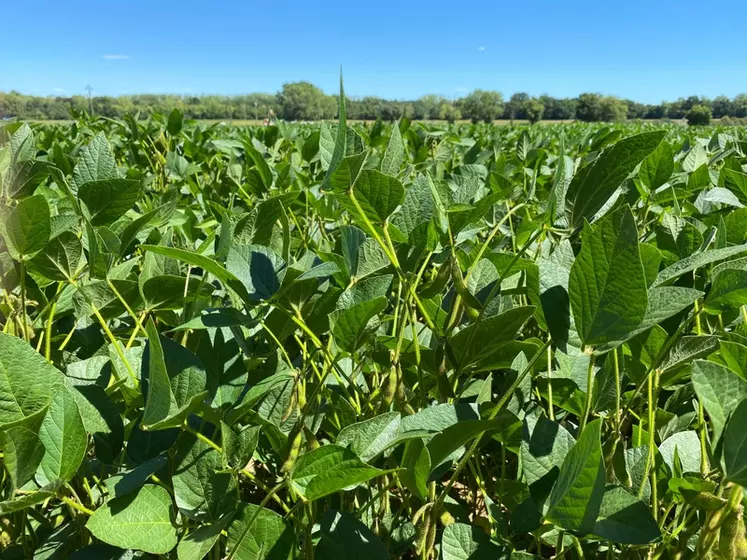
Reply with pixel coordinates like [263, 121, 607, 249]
[0, 486, 58, 515]
[0, 194, 50, 261]
[0, 332, 64, 428]
[86, 485, 178, 555]
[28, 230, 83, 282]
[521, 406, 576, 486]
[37, 386, 88, 485]
[723, 399, 747, 485]
[545, 419, 605, 534]
[596, 287, 702, 352]
[142, 319, 208, 430]
[691, 359, 747, 443]
[565, 131, 664, 228]
[659, 431, 701, 474]
[315, 510, 388, 560]
[226, 503, 295, 560]
[653, 243, 747, 287]
[441, 522, 504, 560]
[78, 178, 142, 226]
[391, 174, 436, 245]
[330, 296, 387, 353]
[173, 433, 237, 521]
[226, 244, 286, 302]
[381, 122, 404, 177]
[71, 384, 124, 464]
[290, 445, 391, 501]
[336, 412, 401, 463]
[177, 516, 232, 560]
[705, 268, 747, 311]
[336, 169, 405, 230]
[1, 408, 46, 489]
[639, 140, 673, 191]
[103, 455, 168, 499]
[449, 306, 535, 368]
[569, 205, 648, 348]
[72, 132, 117, 191]
[593, 487, 661, 544]
[140, 244, 250, 302]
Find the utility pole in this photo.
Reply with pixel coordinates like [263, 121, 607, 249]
[85, 85, 94, 115]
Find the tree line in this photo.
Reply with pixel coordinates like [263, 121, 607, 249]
[2, 82, 747, 123]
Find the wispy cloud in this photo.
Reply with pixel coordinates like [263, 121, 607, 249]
[53, 88, 66, 93]
[477, 46, 486, 52]
[102, 54, 129, 60]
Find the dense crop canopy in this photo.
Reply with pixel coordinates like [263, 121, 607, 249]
[1, 82, 747, 559]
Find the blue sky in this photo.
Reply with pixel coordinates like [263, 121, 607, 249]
[2, 0, 746, 103]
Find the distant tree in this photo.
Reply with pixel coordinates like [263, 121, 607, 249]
[575, 93, 602, 122]
[460, 90, 504, 123]
[540, 95, 575, 120]
[711, 96, 733, 118]
[506, 92, 530, 121]
[413, 95, 445, 120]
[525, 98, 544, 124]
[686, 105, 712, 126]
[734, 94, 747, 118]
[438, 102, 461, 123]
[277, 82, 334, 121]
[598, 97, 627, 122]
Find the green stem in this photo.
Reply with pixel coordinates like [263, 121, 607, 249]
[19, 261, 28, 342]
[579, 352, 597, 432]
[435, 339, 550, 508]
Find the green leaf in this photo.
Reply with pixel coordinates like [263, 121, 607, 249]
[336, 412, 401, 463]
[691, 359, 747, 443]
[0, 486, 59, 515]
[315, 510, 389, 560]
[723, 399, 747, 485]
[78, 178, 142, 226]
[336, 169, 405, 229]
[593, 486, 661, 544]
[545, 418, 605, 534]
[659, 431, 701, 474]
[565, 131, 664, 229]
[86, 485, 178, 555]
[705, 268, 747, 311]
[37, 386, 88, 485]
[639, 139, 673, 191]
[319, 73, 347, 189]
[653, 243, 747, 287]
[177, 516, 232, 560]
[28, 230, 83, 282]
[381, 122, 404, 177]
[290, 445, 391, 502]
[173, 433, 237, 521]
[140, 244, 250, 302]
[103, 455, 168, 499]
[441, 522, 504, 560]
[0, 194, 50, 261]
[0, 332, 64, 429]
[226, 245, 286, 302]
[449, 306, 535, 368]
[0, 408, 46, 489]
[595, 287, 702, 352]
[330, 296, 387, 353]
[72, 132, 117, 191]
[142, 319, 208, 430]
[521, 406, 576, 487]
[226, 503, 295, 560]
[569, 204, 648, 348]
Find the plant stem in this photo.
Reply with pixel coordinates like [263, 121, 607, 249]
[579, 352, 597, 432]
[19, 261, 28, 342]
